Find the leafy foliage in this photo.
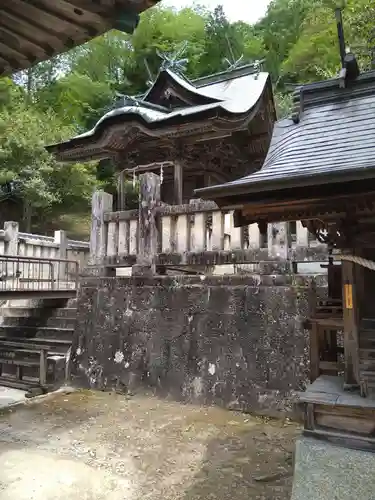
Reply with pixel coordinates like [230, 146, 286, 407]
[0, 81, 96, 230]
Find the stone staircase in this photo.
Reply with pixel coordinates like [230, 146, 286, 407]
[0, 298, 77, 395]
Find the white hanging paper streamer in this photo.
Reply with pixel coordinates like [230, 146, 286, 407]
[160, 164, 164, 184]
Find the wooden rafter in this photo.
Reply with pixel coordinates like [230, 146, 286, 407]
[0, 0, 161, 76]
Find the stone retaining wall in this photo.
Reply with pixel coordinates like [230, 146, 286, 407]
[72, 274, 326, 417]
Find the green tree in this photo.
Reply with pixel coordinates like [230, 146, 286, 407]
[35, 72, 115, 131]
[255, 0, 320, 82]
[0, 98, 96, 231]
[281, 5, 340, 82]
[280, 0, 375, 83]
[200, 6, 243, 75]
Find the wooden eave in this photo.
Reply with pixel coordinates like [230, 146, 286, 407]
[224, 179, 375, 239]
[0, 0, 160, 76]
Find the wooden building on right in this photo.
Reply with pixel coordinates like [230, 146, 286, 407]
[196, 63, 375, 450]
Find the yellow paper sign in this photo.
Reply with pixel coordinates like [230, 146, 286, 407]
[344, 284, 353, 310]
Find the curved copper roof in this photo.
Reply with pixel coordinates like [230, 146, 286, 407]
[0, 0, 160, 76]
[46, 65, 274, 163]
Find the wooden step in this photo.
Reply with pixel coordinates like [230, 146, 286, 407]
[319, 360, 344, 373]
[309, 318, 344, 328]
[359, 349, 375, 359]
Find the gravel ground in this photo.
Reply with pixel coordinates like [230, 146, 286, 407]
[0, 389, 300, 500]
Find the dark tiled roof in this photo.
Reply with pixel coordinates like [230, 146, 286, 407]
[196, 70, 375, 200]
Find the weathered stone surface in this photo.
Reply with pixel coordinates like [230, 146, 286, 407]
[292, 436, 375, 500]
[72, 275, 323, 416]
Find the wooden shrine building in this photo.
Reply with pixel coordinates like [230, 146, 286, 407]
[196, 66, 375, 450]
[47, 63, 276, 207]
[0, 0, 160, 77]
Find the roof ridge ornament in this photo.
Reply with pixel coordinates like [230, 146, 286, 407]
[224, 34, 244, 72]
[223, 34, 263, 77]
[335, 7, 360, 88]
[156, 41, 189, 75]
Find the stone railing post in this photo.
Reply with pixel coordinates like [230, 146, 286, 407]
[4, 221, 19, 256]
[3, 221, 19, 279]
[133, 172, 161, 276]
[89, 190, 113, 266]
[267, 222, 291, 260]
[54, 230, 68, 282]
[296, 221, 309, 247]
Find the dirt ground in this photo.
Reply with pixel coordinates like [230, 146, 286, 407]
[0, 390, 300, 500]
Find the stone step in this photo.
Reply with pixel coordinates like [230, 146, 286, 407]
[1, 315, 76, 329]
[0, 336, 71, 354]
[0, 375, 40, 391]
[0, 307, 77, 319]
[0, 325, 74, 341]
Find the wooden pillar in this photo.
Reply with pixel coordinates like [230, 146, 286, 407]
[89, 190, 113, 266]
[174, 160, 183, 205]
[309, 321, 321, 383]
[342, 259, 360, 389]
[133, 173, 161, 275]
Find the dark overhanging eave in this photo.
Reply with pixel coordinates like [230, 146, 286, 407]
[195, 165, 375, 203]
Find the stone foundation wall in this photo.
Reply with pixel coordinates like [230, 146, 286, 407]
[72, 274, 326, 417]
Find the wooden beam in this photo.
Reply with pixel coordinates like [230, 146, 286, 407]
[5, 1, 89, 35]
[123, 161, 174, 175]
[0, 39, 31, 67]
[32, 0, 105, 30]
[0, 10, 64, 55]
[0, 25, 46, 58]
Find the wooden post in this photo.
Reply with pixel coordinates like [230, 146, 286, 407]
[174, 160, 183, 205]
[89, 191, 113, 266]
[54, 230, 67, 282]
[267, 222, 291, 260]
[4, 221, 19, 256]
[310, 322, 320, 382]
[341, 259, 360, 389]
[133, 173, 161, 275]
